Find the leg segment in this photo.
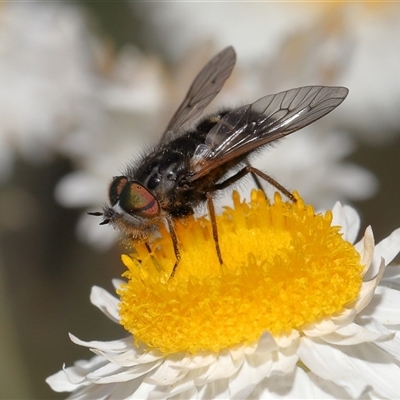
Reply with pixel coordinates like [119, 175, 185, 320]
[206, 192, 223, 265]
[214, 165, 296, 202]
[167, 218, 181, 279]
[245, 159, 265, 194]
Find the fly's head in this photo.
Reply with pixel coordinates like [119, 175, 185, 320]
[90, 176, 161, 240]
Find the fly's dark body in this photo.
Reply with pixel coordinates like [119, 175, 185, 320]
[132, 112, 234, 218]
[90, 46, 349, 277]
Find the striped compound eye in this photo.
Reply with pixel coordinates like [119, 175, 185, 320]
[118, 181, 160, 219]
[109, 176, 129, 206]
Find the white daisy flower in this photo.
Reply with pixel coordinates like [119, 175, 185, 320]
[46, 190, 400, 399]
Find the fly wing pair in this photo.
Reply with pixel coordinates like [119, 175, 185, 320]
[160, 46, 349, 182]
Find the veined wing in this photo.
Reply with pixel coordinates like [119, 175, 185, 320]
[160, 46, 236, 143]
[190, 86, 349, 180]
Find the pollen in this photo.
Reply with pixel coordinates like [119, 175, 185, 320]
[118, 190, 363, 354]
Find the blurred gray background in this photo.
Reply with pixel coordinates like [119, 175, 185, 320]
[0, 2, 399, 399]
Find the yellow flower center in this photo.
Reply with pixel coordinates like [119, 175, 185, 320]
[118, 191, 363, 354]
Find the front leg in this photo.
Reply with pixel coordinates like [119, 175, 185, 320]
[167, 217, 181, 279]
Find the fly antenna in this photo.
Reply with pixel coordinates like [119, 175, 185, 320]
[88, 211, 103, 216]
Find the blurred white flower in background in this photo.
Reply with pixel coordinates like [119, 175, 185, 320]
[4, 1, 399, 249]
[0, 3, 166, 247]
[0, 2, 99, 180]
[141, 2, 400, 142]
[337, 4, 400, 141]
[56, 47, 168, 248]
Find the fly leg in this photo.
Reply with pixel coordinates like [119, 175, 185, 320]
[145, 242, 152, 254]
[169, 197, 223, 277]
[215, 165, 296, 202]
[167, 218, 181, 279]
[245, 159, 266, 196]
[206, 192, 224, 265]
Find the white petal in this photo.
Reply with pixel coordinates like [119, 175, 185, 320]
[46, 357, 103, 392]
[245, 332, 277, 355]
[380, 265, 400, 290]
[354, 226, 375, 277]
[298, 337, 368, 398]
[46, 369, 79, 392]
[68, 383, 119, 400]
[302, 308, 356, 337]
[357, 316, 400, 359]
[86, 361, 159, 384]
[320, 322, 393, 345]
[247, 372, 295, 399]
[145, 355, 189, 385]
[228, 344, 246, 361]
[372, 227, 400, 273]
[268, 342, 298, 376]
[112, 278, 125, 290]
[198, 378, 230, 399]
[331, 202, 360, 244]
[376, 332, 400, 360]
[150, 352, 193, 370]
[163, 352, 217, 373]
[301, 370, 362, 399]
[299, 337, 400, 398]
[127, 381, 157, 400]
[228, 357, 271, 399]
[69, 333, 134, 352]
[149, 369, 201, 399]
[92, 347, 163, 368]
[193, 350, 243, 384]
[273, 330, 299, 348]
[361, 285, 400, 325]
[106, 379, 146, 400]
[250, 368, 350, 399]
[289, 369, 352, 399]
[167, 386, 198, 400]
[184, 352, 217, 370]
[192, 363, 222, 387]
[50, 356, 107, 389]
[69, 334, 165, 369]
[89, 342, 168, 375]
[356, 314, 395, 334]
[85, 362, 128, 382]
[344, 342, 400, 399]
[356, 258, 386, 313]
[90, 286, 120, 323]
